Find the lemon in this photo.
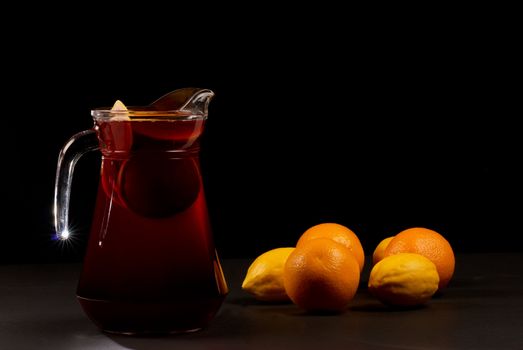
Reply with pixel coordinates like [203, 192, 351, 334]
[242, 247, 295, 301]
[111, 100, 128, 111]
[368, 253, 439, 306]
[110, 100, 130, 121]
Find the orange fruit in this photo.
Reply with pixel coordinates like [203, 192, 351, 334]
[283, 238, 360, 312]
[372, 236, 394, 266]
[383, 227, 455, 289]
[296, 223, 365, 272]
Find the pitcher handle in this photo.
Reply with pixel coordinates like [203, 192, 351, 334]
[53, 129, 99, 240]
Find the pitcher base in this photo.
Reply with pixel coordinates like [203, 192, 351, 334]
[102, 327, 203, 336]
[77, 295, 224, 335]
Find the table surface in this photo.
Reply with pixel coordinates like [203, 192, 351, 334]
[1, 254, 522, 350]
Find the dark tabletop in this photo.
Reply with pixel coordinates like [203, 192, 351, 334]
[1, 254, 522, 350]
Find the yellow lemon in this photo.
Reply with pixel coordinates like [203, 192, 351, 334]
[372, 236, 394, 266]
[368, 253, 439, 306]
[242, 247, 295, 301]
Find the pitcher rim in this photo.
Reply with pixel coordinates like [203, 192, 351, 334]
[91, 109, 206, 120]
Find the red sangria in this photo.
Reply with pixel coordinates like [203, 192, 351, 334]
[53, 89, 226, 334]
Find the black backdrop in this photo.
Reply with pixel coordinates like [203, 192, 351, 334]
[1, 24, 520, 263]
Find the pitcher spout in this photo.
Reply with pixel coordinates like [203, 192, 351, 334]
[150, 88, 214, 117]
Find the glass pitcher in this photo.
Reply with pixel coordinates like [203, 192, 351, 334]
[53, 88, 228, 334]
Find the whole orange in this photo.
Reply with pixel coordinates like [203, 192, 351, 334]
[283, 238, 360, 312]
[383, 227, 455, 289]
[372, 236, 394, 266]
[296, 223, 365, 271]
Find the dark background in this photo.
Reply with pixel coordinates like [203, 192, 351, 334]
[1, 18, 520, 263]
